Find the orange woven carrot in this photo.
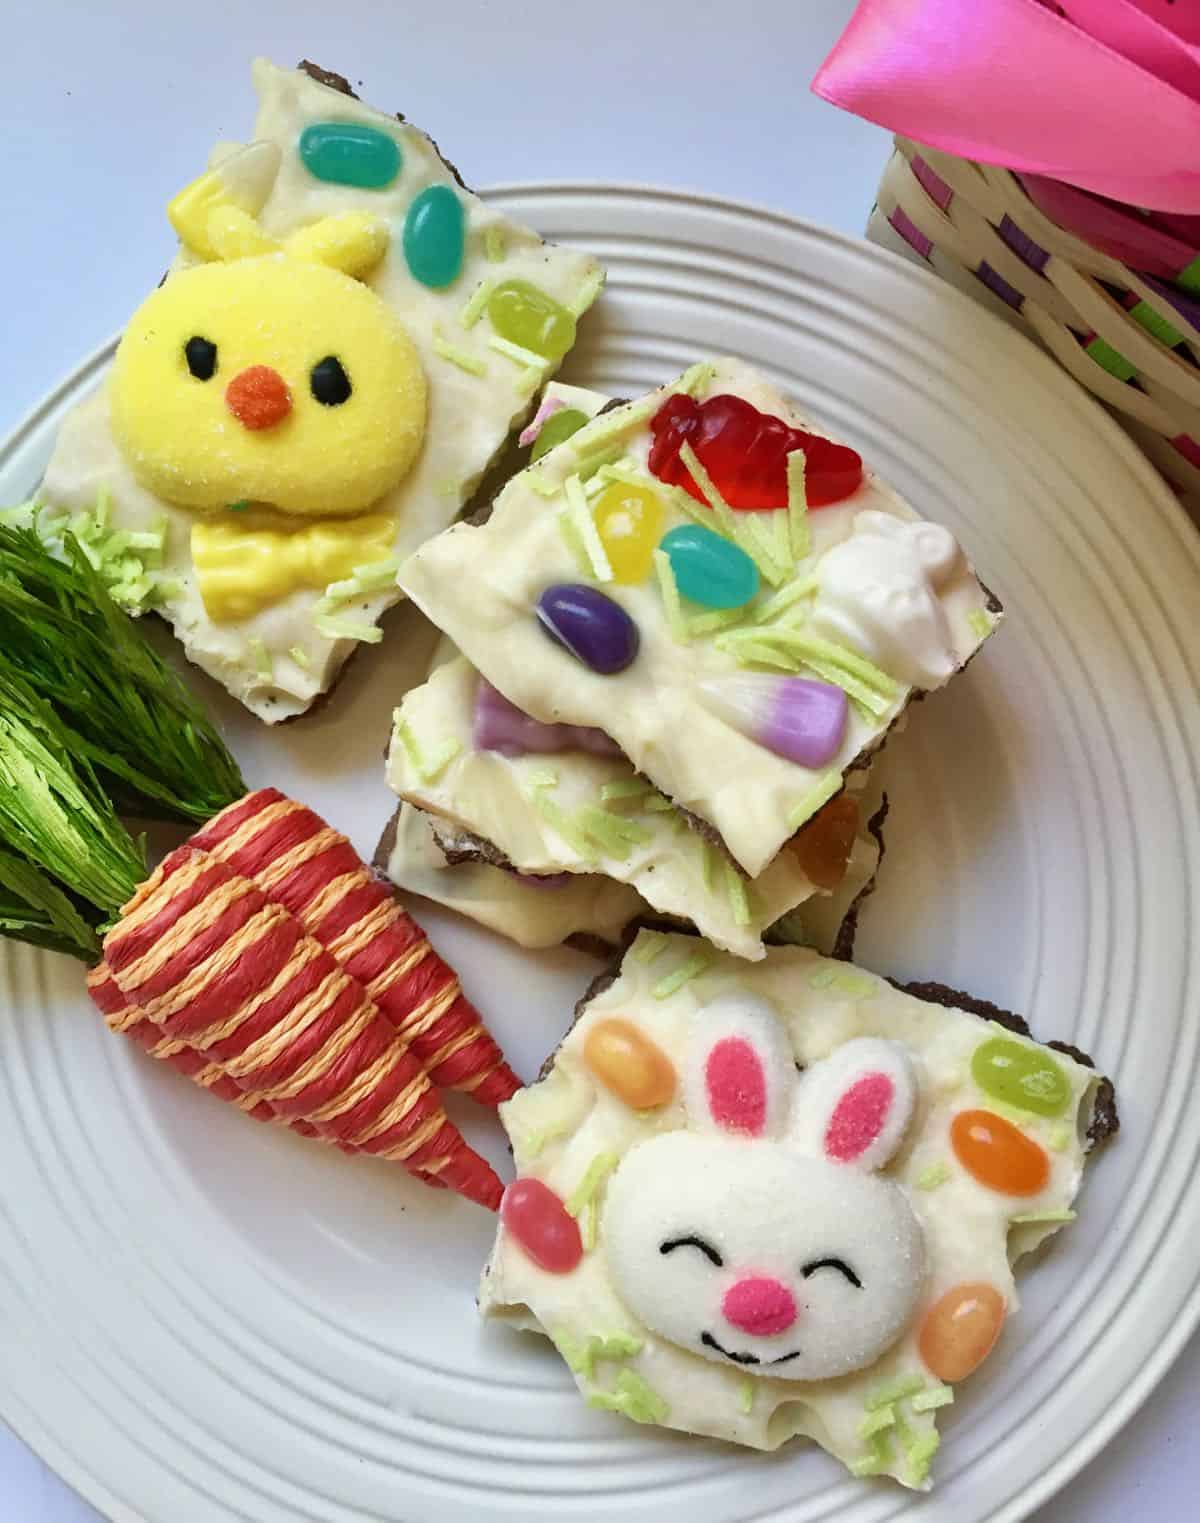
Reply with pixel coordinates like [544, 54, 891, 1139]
[189, 789, 520, 1104]
[94, 844, 500, 1208]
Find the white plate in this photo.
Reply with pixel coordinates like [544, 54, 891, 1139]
[1, 184, 1198, 1523]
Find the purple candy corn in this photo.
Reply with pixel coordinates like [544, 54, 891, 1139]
[536, 584, 639, 675]
[473, 678, 623, 758]
[698, 674, 848, 768]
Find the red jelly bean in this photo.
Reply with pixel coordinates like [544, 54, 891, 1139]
[648, 393, 863, 510]
[501, 1177, 583, 1273]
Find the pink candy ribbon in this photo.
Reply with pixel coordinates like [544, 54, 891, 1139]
[813, 0, 1200, 213]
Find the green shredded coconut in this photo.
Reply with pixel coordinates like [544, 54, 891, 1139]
[565, 475, 613, 581]
[721, 626, 898, 709]
[850, 1427, 895, 1478]
[738, 514, 790, 587]
[288, 645, 311, 670]
[600, 778, 651, 802]
[575, 443, 624, 484]
[723, 860, 752, 927]
[459, 277, 498, 328]
[737, 1377, 755, 1415]
[525, 765, 559, 787]
[527, 472, 561, 499]
[529, 787, 596, 860]
[484, 225, 507, 263]
[701, 842, 718, 892]
[1048, 1125, 1072, 1153]
[570, 395, 659, 454]
[555, 1327, 643, 1380]
[652, 547, 689, 643]
[568, 267, 605, 318]
[314, 613, 383, 645]
[679, 441, 738, 537]
[432, 327, 487, 377]
[968, 607, 994, 640]
[687, 607, 747, 637]
[645, 793, 674, 812]
[247, 637, 272, 681]
[787, 770, 843, 830]
[587, 1369, 669, 1425]
[911, 1385, 954, 1413]
[724, 638, 798, 672]
[554, 507, 593, 577]
[566, 1152, 619, 1218]
[808, 966, 838, 990]
[787, 449, 810, 560]
[831, 972, 878, 999]
[904, 1429, 940, 1487]
[866, 1373, 927, 1410]
[576, 804, 648, 860]
[653, 950, 711, 999]
[916, 1162, 951, 1191]
[1011, 1209, 1077, 1224]
[632, 929, 669, 963]
[859, 1405, 897, 1440]
[488, 333, 551, 371]
[674, 361, 717, 398]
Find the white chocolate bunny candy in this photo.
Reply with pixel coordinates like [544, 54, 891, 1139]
[810, 509, 963, 688]
[604, 994, 926, 1381]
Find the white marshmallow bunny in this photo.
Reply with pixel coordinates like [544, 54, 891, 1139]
[810, 509, 962, 688]
[604, 994, 925, 1381]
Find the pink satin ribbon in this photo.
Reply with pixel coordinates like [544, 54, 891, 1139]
[813, 0, 1200, 212]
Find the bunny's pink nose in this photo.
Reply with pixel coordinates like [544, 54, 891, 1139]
[722, 1276, 798, 1337]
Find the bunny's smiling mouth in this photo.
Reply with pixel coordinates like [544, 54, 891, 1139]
[701, 1332, 801, 1367]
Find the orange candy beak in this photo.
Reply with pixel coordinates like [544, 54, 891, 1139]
[225, 365, 292, 430]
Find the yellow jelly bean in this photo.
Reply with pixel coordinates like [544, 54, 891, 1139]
[918, 1283, 1006, 1382]
[584, 1018, 676, 1109]
[592, 483, 664, 584]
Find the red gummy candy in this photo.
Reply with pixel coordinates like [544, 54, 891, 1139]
[648, 392, 863, 510]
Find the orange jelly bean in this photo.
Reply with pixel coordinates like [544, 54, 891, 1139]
[584, 1018, 677, 1109]
[791, 794, 860, 891]
[918, 1283, 1007, 1382]
[591, 482, 664, 584]
[950, 1109, 1050, 1196]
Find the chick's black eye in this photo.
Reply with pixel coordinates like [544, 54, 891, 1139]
[802, 1257, 862, 1288]
[184, 336, 217, 381]
[660, 1235, 723, 1267]
[310, 356, 352, 406]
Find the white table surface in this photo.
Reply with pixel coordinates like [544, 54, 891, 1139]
[2, 2, 1196, 1519]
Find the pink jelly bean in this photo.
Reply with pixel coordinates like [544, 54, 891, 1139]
[501, 1177, 583, 1273]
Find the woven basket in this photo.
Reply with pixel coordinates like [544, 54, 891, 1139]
[868, 135, 1200, 518]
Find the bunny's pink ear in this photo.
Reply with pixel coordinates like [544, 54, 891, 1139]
[684, 994, 796, 1139]
[790, 1038, 918, 1172]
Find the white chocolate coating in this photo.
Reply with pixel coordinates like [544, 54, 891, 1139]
[398, 359, 999, 874]
[37, 60, 602, 722]
[480, 935, 1102, 1487]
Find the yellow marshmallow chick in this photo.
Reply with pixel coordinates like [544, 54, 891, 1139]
[108, 178, 428, 621]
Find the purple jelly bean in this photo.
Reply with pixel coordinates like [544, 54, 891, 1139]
[473, 679, 622, 758]
[535, 584, 639, 676]
[698, 674, 848, 768]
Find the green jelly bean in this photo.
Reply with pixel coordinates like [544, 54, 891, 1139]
[402, 185, 465, 288]
[660, 523, 759, 609]
[488, 279, 576, 361]
[299, 122, 401, 189]
[971, 1038, 1071, 1117]
[531, 408, 588, 461]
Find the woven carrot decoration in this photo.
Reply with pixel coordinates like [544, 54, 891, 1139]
[92, 844, 502, 1209]
[189, 789, 520, 1104]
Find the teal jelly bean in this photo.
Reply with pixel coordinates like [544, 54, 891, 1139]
[970, 1038, 1071, 1117]
[299, 122, 401, 189]
[402, 185, 466, 288]
[660, 523, 759, 609]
